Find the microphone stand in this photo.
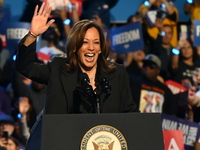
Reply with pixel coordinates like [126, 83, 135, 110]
[94, 90, 100, 114]
[94, 78, 111, 114]
[80, 73, 111, 114]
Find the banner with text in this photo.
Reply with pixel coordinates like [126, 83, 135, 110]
[163, 130, 184, 150]
[161, 113, 200, 150]
[44, 0, 83, 17]
[1, 22, 41, 56]
[110, 22, 144, 55]
[194, 20, 200, 46]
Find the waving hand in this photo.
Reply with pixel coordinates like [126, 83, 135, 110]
[30, 2, 55, 36]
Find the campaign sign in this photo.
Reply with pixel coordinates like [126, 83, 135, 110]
[110, 22, 144, 55]
[0, 7, 11, 33]
[146, 10, 157, 27]
[2, 22, 41, 56]
[163, 130, 184, 150]
[194, 20, 200, 46]
[161, 113, 200, 150]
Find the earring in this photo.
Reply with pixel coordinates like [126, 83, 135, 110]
[99, 51, 101, 54]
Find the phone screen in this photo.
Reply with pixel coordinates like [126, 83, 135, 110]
[1, 131, 8, 141]
[179, 25, 187, 40]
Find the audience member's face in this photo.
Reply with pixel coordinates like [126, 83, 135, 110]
[0, 123, 14, 136]
[193, 68, 200, 85]
[162, 26, 173, 45]
[143, 62, 160, 80]
[181, 41, 193, 59]
[6, 139, 19, 150]
[78, 27, 101, 70]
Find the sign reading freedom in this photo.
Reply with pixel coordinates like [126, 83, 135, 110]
[110, 22, 144, 55]
[1, 22, 41, 56]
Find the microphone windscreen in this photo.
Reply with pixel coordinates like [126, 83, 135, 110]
[79, 73, 89, 81]
[79, 73, 93, 97]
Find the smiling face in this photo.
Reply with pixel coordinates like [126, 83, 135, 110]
[77, 27, 101, 71]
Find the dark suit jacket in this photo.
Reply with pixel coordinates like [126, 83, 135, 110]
[16, 39, 138, 114]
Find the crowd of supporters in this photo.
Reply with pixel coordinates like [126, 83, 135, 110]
[1, 0, 200, 149]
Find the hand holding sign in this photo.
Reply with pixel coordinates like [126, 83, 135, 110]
[154, 18, 163, 31]
[176, 39, 187, 50]
[30, 2, 55, 36]
[194, 138, 200, 150]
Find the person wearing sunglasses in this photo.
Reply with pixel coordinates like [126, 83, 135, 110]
[129, 54, 176, 115]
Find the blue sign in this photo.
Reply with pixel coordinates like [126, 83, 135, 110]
[1, 22, 41, 56]
[110, 22, 144, 55]
[0, 7, 11, 33]
[161, 113, 200, 150]
[194, 20, 200, 46]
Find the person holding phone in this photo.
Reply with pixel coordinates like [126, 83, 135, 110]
[0, 135, 21, 150]
[170, 39, 198, 87]
[0, 131, 7, 150]
[0, 114, 26, 148]
[138, 0, 178, 47]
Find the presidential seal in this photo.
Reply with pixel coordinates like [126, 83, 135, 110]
[80, 125, 128, 150]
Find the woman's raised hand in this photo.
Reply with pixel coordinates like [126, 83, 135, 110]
[30, 2, 55, 36]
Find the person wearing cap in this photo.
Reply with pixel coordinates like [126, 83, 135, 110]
[0, 114, 26, 148]
[0, 114, 15, 137]
[0, 114, 15, 150]
[129, 54, 176, 115]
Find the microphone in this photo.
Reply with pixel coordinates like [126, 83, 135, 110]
[100, 78, 111, 96]
[79, 73, 94, 97]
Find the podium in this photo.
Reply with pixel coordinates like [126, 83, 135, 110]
[26, 113, 164, 150]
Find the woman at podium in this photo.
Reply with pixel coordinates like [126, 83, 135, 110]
[16, 2, 139, 115]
